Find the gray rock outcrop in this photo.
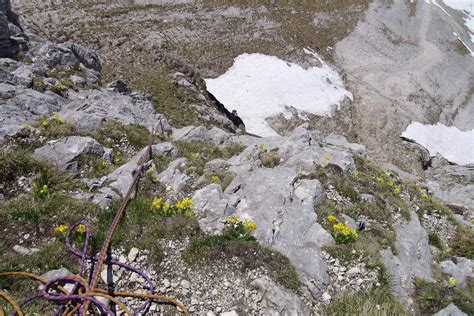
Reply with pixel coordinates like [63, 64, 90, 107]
[382, 211, 433, 306]
[434, 303, 468, 316]
[250, 277, 311, 315]
[32, 136, 108, 171]
[0, 0, 27, 58]
[440, 257, 473, 288]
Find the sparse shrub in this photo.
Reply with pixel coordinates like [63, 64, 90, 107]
[260, 151, 281, 168]
[325, 288, 408, 315]
[428, 233, 444, 251]
[450, 227, 474, 259]
[415, 278, 473, 315]
[49, 83, 68, 96]
[222, 142, 246, 158]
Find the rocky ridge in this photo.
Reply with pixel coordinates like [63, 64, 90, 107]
[0, 1, 472, 315]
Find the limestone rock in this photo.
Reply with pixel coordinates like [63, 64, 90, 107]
[58, 89, 169, 131]
[157, 158, 192, 193]
[32, 136, 107, 171]
[41, 267, 72, 281]
[434, 303, 467, 316]
[382, 211, 433, 306]
[192, 183, 233, 233]
[152, 142, 178, 159]
[250, 277, 311, 315]
[440, 258, 473, 288]
[224, 166, 334, 296]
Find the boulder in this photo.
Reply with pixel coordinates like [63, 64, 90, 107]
[172, 125, 213, 143]
[32, 136, 107, 171]
[59, 89, 168, 131]
[323, 134, 368, 156]
[434, 304, 467, 316]
[152, 142, 178, 159]
[41, 268, 72, 281]
[440, 257, 473, 288]
[192, 183, 234, 233]
[107, 148, 147, 198]
[382, 211, 433, 306]
[157, 158, 192, 193]
[224, 166, 334, 297]
[107, 79, 131, 94]
[37, 42, 101, 72]
[0, 1, 27, 58]
[250, 277, 311, 315]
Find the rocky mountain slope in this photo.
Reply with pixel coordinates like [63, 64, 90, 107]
[0, 1, 473, 315]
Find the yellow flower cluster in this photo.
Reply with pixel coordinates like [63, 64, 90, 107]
[39, 184, 49, 195]
[226, 216, 257, 233]
[52, 112, 64, 124]
[76, 224, 86, 233]
[333, 223, 358, 238]
[227, 216, 241, 224]
[391, 184, 402, 195]
[421, 194, 429, 200]
[211, 175, 220, 183]
[242, 219, 257, 232]
[152, 197, 193, 217]
[152, 197, 163, 208]
[375, 177, 385, 183]
[448, 278, 457, 285]
[176, 197, 193, 210]
[54, 225, 69, 234]
[327, 215, 337, 222]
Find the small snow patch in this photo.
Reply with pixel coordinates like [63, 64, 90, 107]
[401, 122, 474, 165]
[205, 52, 352, 137]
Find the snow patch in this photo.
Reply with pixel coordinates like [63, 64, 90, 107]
[205, 52, 352, 137]
[402, 122, 474, 165]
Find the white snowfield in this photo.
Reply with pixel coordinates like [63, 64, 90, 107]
[402, 122, 474, 165]
[205, 52, 352, 137]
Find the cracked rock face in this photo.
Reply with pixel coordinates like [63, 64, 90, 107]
[382, 211, 433, 307]
[250, 276, 311, 315]
[32, 136, 108, 171]
[224, 167, 333, 297]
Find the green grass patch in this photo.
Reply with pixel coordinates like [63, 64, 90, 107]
[182, 228, 301, 291]
[174, 141, 244, 176]
[450, 227, 474, 260]
[324, 288, 408, 315]
[415, 278, 474, 315]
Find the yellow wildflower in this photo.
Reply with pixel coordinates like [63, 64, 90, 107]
[243, 219, 257, 232]
[152, 197, 163, 209]
[421, 194, 429, 200]
[176, 197, 193, 209]
[41, 120, 49, 128]
[392, 185, 402, 195]
[100, 161, 108, 167]
[327, 215, 337, 222]
[162, 202, 171, 212]
[448, 278, 457, 285]
[322, 155, 333, 163]
[227, 216, 241, 224]
[76, 224, 86, 233]
[191, 152, 200, 158]
[211, 175, 220, 183]
[387, 180, 394, 187]
[54, 225, 69, 234]
[54, 114, 64, 124]
[375, 177, 384, 183]
[259, 144, 266, 151]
